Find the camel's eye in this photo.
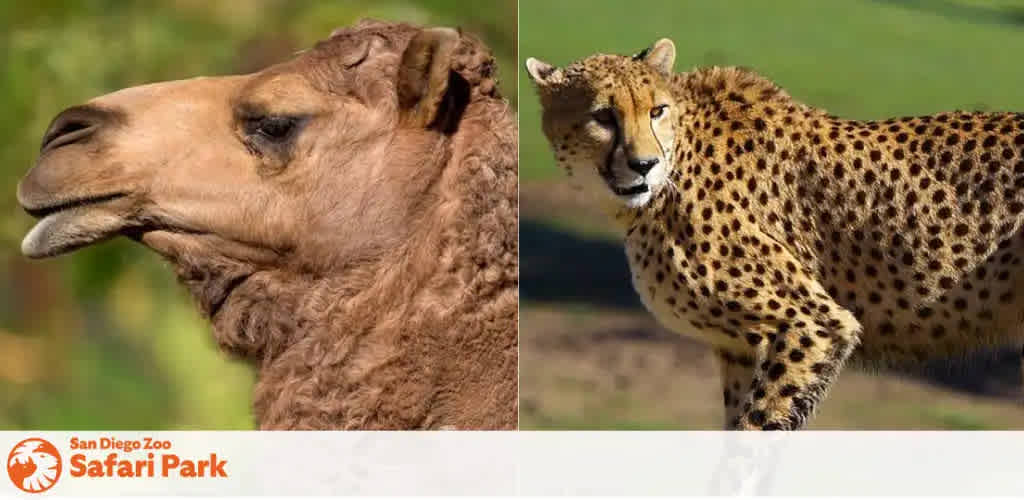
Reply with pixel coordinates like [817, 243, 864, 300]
[249, 116, 298, 141]
[238, 112, 307, 165]
[650, 104, 668, 119]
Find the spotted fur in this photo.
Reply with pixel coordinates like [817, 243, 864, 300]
[528, 40, 1024, 430]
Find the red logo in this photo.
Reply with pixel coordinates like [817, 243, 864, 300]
[7, 438, 62, 493]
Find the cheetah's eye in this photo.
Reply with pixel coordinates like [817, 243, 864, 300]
[650, 105, 668, 119]
[592, 108, 616, 127]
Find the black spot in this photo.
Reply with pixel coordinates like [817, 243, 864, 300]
[748, 410, 767, 426]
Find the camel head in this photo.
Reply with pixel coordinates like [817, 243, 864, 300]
[17, 21, 499, 331]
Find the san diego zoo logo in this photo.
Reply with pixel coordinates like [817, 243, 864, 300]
[7, 438, 62, 493]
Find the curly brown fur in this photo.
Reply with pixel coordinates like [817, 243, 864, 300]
[187, 23, 517, 429]
[246, 89, 518, 430]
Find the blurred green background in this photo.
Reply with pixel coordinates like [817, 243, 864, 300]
[0, 0, 515, 429]
[520, 0, 1024, 429]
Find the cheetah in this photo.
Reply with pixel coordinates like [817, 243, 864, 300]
[526, 38, 1024, 430]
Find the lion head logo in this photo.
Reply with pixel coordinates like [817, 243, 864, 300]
[7, 438, 61, 493]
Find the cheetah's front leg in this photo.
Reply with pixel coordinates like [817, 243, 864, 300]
[729, 304, 860, 430]
[716, 349, 757, 429]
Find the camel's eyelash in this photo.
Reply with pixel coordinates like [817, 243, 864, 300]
[242, 116, 302, 142]
[236, 113, 309, 171]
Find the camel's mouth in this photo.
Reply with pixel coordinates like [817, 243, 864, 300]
[22, 192, 127, 219]
[19, 192, 132, 259]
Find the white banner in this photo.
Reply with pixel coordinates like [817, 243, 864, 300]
[1, 431, 1021, 496]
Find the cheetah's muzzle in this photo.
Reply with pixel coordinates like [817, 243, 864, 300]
[612, 183, 649, 196]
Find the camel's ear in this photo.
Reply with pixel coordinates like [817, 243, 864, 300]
[525, 57, 562, 87]
[635, 38, 676, 77]
[397, 27, 468, 131]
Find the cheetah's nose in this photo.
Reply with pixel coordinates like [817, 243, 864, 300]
[628, 157, 659, 176]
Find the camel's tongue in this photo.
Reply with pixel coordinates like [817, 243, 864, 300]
[21, 208, 125, 259]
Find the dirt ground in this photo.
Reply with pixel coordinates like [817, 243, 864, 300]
[520, 180, 1024, 429]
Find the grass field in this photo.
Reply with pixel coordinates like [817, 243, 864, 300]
[519, 0, 1024, 429]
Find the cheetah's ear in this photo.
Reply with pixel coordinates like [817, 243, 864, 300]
[638, 38, 676, 77]
[525, 57, 563, 87]
[398, 27, 469, 132]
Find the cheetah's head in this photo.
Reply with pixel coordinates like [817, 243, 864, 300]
[526, 39, 676, 208]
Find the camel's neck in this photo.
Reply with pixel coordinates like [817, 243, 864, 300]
[189, 95, 517, 430]
[239, 246, 514, 429]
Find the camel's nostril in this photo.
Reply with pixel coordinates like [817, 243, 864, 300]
[39, 105, 115, 154]
[40, 120, 96, 154]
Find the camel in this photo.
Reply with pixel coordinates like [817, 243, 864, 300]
[15, 20, 518, 430]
